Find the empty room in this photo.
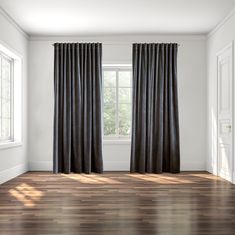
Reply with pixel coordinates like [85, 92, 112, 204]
[1, 0, 235, 234]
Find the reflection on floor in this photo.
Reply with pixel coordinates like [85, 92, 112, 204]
[0, 172, 235, 235]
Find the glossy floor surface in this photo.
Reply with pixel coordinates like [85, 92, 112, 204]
[0, 172, 235, 235]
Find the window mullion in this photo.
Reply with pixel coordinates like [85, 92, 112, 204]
[10, 61, 14, 140]
[0, 56, 2, 138]
[116, 69, 119, 137]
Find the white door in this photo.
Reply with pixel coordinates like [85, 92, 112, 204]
[217, 43, 233, 182]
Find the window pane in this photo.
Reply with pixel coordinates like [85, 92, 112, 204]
[1, 118, 10, 138]
[2, 58, 11, 77]
[104, 71, 116, 87]
[0, 57, 1, 99]
[119, 71, 131, 87]
[2, 99, 10, 118]
[0, 55, 12, 140]
[103, 67, 132, 138]
[119, 104, 131, 136]
[104, 105, 116, 136]
[119, 88, 131, 103]
[2, 78, 11, 100]
[104, 87, 116, 105]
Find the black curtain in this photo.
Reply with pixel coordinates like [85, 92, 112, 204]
[53, 43, 103, 174]
[131, 43, 180, 173]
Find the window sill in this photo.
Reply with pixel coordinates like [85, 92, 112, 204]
[0, 141, 22, 150]
[103, 139, 131, 145]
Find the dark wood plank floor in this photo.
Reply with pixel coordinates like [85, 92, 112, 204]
[0, 172, 235, 235]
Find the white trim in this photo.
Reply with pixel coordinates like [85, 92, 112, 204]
[0, 7, 29, 39]
[180, 162, 206, 171]
[29, 161, 53, 171]
[233, 172, 235, 184]
[0, 141, 22, 150]
[103, 64, 132, 67]
[29, 34, 207, 42]
[104, 161, 130, 171]
[0, 163, 28, 184]
[216, 42, 234, 183]
[207, 6, 235, 39]
[233, 41, 235, 185]
[207, 165, 213, 175]
[115, 69, 119, 136]
[0, 39, 23, 60]
[216, 42, 233, 57]
[29, 161, 132, 171]
[28, 161, 207, 171]
[103, 140, 131, 145]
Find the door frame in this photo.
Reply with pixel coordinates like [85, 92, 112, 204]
[216, 41, 234, 183]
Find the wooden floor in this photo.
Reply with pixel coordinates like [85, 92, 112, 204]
[0, 172, 235, 235]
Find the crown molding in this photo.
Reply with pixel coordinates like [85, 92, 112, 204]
[207, 6, 235, 39]
[29, 34, 206, 43]
[0, 7, 29, 39]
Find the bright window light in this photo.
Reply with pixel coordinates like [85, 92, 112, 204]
[103, 65, 132, 139]
[0, 42, 22, 147]
[0, 53, 13, 141]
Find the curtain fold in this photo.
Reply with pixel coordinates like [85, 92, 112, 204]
[131, 43, 180, 173]
[53, 43, 103, 174]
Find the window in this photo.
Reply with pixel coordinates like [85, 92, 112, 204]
[0, 43, 22, 148]
[103, 66, 132, 139]
[0, 52, 13, 142]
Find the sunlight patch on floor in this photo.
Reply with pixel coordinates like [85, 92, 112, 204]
[187, 173, 221, 180]
[128, 174, 193, 184]
[9, 183, 44, 207]
[62, 174, 121, 184]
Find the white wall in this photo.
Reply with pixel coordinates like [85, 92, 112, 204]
[28, 35, 206, 171]
[0, 9, 28, 183]
[207, 11, 235, 182]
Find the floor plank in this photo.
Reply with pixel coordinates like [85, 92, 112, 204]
[0, 172, 235, 235]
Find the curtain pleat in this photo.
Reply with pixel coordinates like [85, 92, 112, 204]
[53, 43, 103, 174]
[131, 43, 180, 173]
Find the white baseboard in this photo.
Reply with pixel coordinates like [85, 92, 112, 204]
[206, 164, 213, 174]
[232, 172, 235, 184]
[0, 163, 28, 184]
[29, 161, 53, 171]
[29, 161, 129, 171]
[28, 160, 206, 172]
[180, 162, 206, 171]
[104, 161, 206, 171]
[104, 161, 130, 171]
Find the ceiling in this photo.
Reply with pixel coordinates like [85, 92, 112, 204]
[0, 0, 235, 36]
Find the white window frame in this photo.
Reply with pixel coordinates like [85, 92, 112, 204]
[0, 51, 14, 142]
[102, 64, 132, 141]
[0, 42, 23, 149]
